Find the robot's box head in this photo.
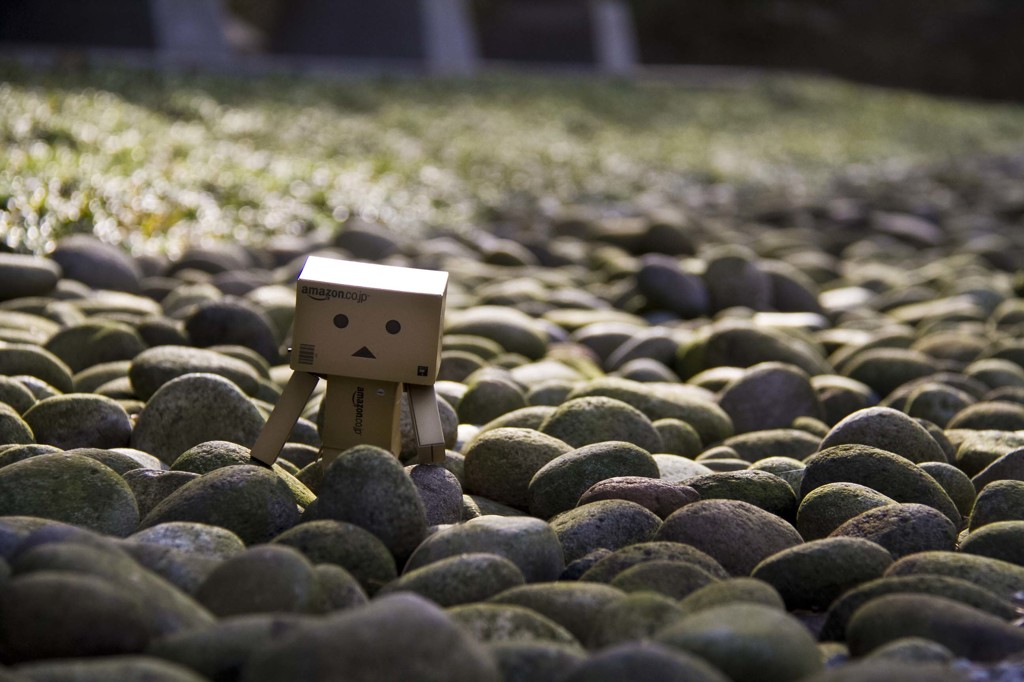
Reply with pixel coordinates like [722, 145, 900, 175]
[291, 256, 448, 385]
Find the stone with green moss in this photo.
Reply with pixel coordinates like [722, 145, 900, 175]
[549, 500, 662, 564]
[820, 574, 1018, 641]
[567, 377, 733, 445]
[750, 537, 892, 611]
[140, 465, 299, 545]
[724, 429, 820, 463]
[463, 427, 571, 510]
[0, 453, 139, 536]
[969, 479, 1024, 530]
[847, 593, 1024, 662]
[447, 603, 580, 648]
[684, 469, 797, 521]
[800, 444, 961, 526]
[563, 642, 731, 682]
[271, 520, 396, 596]
[405, 515, 564, 583]
[379, 553, 524, 607]
[657, 499, 803, 576]
[488, 582, 626, 645]
[528, 441, 659, 519]
[656, 602, 824, 682]
[796, 482, 896, 541]
[677, 577, 785, 616]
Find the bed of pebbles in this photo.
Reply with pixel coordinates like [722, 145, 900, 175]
[2, 156, 1024, 681]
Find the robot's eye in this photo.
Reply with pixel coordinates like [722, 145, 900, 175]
[333, 314, 349, 329]
[385, 320, 401, 335]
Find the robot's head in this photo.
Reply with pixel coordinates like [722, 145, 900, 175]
[290, 256, 448, 384]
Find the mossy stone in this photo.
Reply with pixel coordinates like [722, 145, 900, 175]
[749, 457, 805, 495]
[654, 454, 714, 482]
[972, 447, 1024, 491]
[587, 591, 687, 648]
[458, 377, 528, 425]
[951, 429, 1024, 477]
[568, 377, 734, 445]
[799, 660, 968, 682]
[140, 465, 300, 545]
[0, 376, 37, 414]
[969, 479, 1024, 530]
[611, 559, 720, 600]
[677, 577, 785, 616]
[528, 441, 659, 519]
[819, 407, 947, 464]
[243, 594, 501, 682]
[14, 656, 207, 681]
[488, 582, 626, 646]
[829, 503, 957, 559]
[0, 572, 150, 663]
[580, 541, 729, 584]
[11, 541, 214, 637]
[960, 521, 1024, 567]
[0, 253, 60, 301]
[445, 306, 549, 360]
[577, 476, 699, 519]
[0, 404, 33, 446]
[119, 541, 222, 596]
[170, 440, 251, 474]
[446, 603, 580, 648]
[0, 453, 139, 537]
[846, 593, 1024, 662]
[0, 344, 74, 393]
[195, 545, 323, 617]
[130, 374, 265, 465]
[656, 603, 824, 682]
[129, 521, 245, 559]
[917, 461, 975, 519]
[145, 613, 315, 682]
[657, 499, 804, 576]
[800, 444, 961, 527]
[676, 319, 831, 380]
[820, 573, 1018, 642]
[904, 382, 975, 428]
[562, 642, 731, 682]
[718, 362, 824, 434]
[43, 319, 146, 374]
[271, 520, 396, 595]
[796, 482, 897, 541]
[723, 429, 820, 463]
[864, 637, 956, 664]
[406, 464, 462, 526]
[539, 397, 662, 453]
[948, 401, 1024, 430]
[684, 470, 798, 521]
[842, 348, 937, 399]
[885, 551, 1024, 602]
[314, 445, 427, 564]
[379, 553, 524, 606]
[750, 537, 893, 611]
[477, 406, 557, 434]
[653, 418, 703, 457]
[405, 515, 564, 583]
[549, 499, 662, 564]
[123, 470, 200, 519]
[487, 641, 585, 682]
[22, 394, 131, 450]
[463, 428, 572, 510]
[128, 345, 261, 400]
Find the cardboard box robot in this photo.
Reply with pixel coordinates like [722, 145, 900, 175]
[250, 255, 449, 467]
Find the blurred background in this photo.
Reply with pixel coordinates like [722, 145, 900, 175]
[1, 0, 1022, 99]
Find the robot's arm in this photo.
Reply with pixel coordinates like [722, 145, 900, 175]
[250, 370, 319, 466]
[406, 383, 446, 464]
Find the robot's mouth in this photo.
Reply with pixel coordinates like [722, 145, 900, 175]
[352, 346, 376, 359]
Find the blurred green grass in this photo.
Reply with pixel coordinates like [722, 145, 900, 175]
[2, 62, 1024, 255]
